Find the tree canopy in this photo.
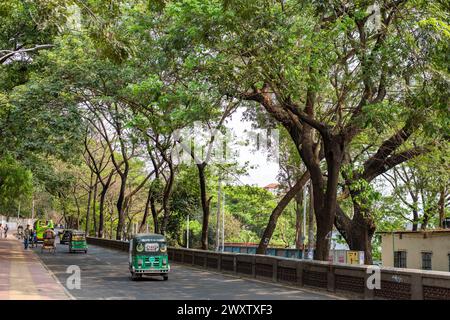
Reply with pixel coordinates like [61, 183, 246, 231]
[0, 0, 448, 262]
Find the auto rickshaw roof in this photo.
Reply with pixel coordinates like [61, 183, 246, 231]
[132, 233, 166, 242]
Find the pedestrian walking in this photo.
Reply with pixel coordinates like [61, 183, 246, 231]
[24, 225, 31, 249]
[4, 224, 8, 239]
[31, 229, 37, 248]
[0, 224, 3, 239]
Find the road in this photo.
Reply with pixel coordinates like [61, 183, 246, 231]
[33, 242, 340, 300]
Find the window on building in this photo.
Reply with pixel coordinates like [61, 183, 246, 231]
[421, 252, 432, 270]
[394, 251, 407, 268]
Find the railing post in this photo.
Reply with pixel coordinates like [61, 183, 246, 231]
[327, 265, 336, 292]
[296, 261, 304, 287]
[272, 259, 278, 283]
[410, 274, 423, 300]
[252, 255, 256, 278]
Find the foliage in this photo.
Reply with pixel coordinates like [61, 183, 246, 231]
[0, 154, 32, 207]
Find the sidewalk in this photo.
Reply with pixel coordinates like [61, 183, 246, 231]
[0, 236, 70, 300]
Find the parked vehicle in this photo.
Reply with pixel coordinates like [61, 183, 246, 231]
[60, 229, 74, 245]
[129, 233, 170, 281]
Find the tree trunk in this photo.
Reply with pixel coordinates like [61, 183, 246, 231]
[198, 163, 211, 250]
[295, 191, 303, 250]
[313, 137, 345, 261]
[256, 171, 309, 254]
[73, 193, 81, 230]
[335, 204, 375, 264]
[301, 140, 343, 261]
[345, 226, 374, 264]
[412, 206, 419, 231]
[85, 172, 93, 235]
[98, 188, 107, 238]
[334, 118, 427, 264]
[149, 196, 159, 234]
[92, 177, 98, 236]
[139, 187, 153, 233]
[115, 170, 128, 240]
[160, 162, 174, 235]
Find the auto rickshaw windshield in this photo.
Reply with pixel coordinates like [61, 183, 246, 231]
[71, 232, 85, 240]
[134, 240, 167, 255]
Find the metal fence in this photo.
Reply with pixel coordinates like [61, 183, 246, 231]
[87, 237, 450, 300]
[223, 245, 307, 259]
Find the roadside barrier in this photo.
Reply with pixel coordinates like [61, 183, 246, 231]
[87, 237, 450, 300]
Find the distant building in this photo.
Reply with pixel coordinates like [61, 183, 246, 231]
[263, 183, 281, 196]
[379, 229, 450, 272]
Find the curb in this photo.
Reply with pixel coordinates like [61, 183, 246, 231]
[30, 244, 76, 300]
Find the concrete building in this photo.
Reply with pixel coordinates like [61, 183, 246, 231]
[263, 183, 281, 196]
[379, 230, 450, 272]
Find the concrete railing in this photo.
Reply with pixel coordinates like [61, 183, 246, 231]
[87, 237, 450, 300]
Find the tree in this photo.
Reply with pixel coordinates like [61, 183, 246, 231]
[159, 0, 449, 260]
[383, 147, 450, 230]
[0, 155, 32, 208]
[257, 127, 310, 253]
[84, 131, 116, 237]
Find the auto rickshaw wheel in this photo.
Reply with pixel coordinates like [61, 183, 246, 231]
[162, 275, 168, 281]
[130, 273, 141, 281]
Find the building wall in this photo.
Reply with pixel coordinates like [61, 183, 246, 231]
[381, 232, 450, 272]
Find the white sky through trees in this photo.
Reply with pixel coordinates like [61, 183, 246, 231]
[225, 108, 279, 187]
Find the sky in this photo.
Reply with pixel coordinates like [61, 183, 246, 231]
[224, 108, 279, 187]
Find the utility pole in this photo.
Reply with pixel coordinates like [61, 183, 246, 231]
[186, 213, 190, 249]
[302, 182, 308, 260]
[221, 187, 225, 252]
[216, 178, 222, 251]
[31, 198, 35, 221]
[17, 202, 21, 220]
[307, 182, 314, 260]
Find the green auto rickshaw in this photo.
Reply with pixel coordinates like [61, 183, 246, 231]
[129, 233, 170, 281]
[69, 230, 88, 253]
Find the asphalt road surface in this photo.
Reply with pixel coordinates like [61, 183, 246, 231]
[33, 242, 340, 300]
